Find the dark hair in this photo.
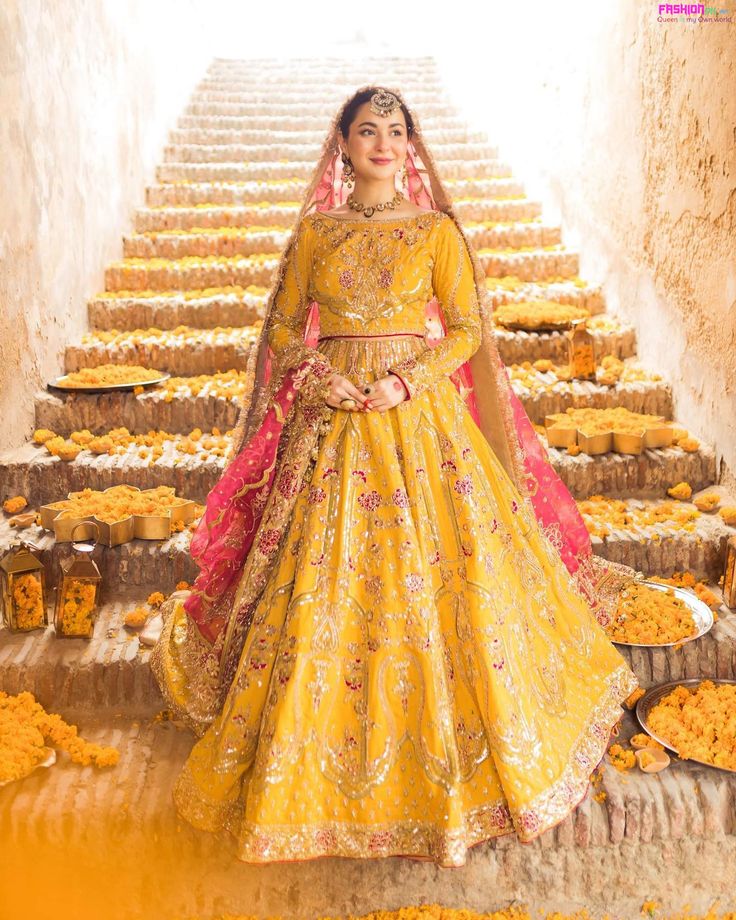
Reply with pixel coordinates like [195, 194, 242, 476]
[338, 87, 415, 140]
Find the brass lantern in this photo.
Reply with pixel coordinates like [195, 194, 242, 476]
[0, 541, 49, 633]
[54, 523, 102, 639]
[566, 318, 597, 381]
[723, 535, 736, 609]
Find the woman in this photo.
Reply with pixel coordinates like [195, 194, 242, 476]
[151, 85, 641, 867]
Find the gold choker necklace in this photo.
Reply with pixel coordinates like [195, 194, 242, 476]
[347, 191, 404, 219]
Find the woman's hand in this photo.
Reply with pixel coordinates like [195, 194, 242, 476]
[359, 374, 408, 412]
[323, 372, 371, 411]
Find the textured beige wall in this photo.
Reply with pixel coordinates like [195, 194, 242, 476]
[0, 0, 214, 449]
[440, 2, 736, 484]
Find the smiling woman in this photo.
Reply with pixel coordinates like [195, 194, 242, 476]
[151, 83, 641, 868]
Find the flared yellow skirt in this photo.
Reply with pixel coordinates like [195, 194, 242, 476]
[158, 336, 639, 867]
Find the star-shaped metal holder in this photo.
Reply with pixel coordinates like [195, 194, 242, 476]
[39, 485, 198, 546]
[544, 412, 675, 456]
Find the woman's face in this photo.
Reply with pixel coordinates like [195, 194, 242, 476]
[339, 101, 409, 182]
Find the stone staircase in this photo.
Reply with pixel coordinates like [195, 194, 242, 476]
[1, 56, 736, 920]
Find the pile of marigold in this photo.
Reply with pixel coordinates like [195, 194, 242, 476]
[607, 581, 698, 645]
[81, 324, 259, 348]
[54, 365, 165, 388]
[648, 571, 721, 611]
[44, 485, 201, 528]
[11, 572, 46, 630]
[509, 355, 662, 391]
[95, 283, 268, 301]
[159, 370, 249, 402]
[492, 299, 590, 329]
[576, 495, 699, 539]
[647, 679, 736, 770]
[0, 690, 119, 784]
[546, 406, 671, 437]
[33, 426, 232, 464]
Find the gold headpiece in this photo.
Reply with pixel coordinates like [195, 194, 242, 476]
[369, 88, 401, 118]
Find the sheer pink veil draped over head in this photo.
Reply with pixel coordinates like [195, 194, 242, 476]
[182, 83, 642, 657]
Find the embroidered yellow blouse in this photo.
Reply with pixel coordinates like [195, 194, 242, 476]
[267, 210, 482, 400]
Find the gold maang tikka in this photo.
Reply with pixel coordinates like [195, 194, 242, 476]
[369, 88, 401, 118]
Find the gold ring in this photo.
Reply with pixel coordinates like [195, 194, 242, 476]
[340, 398, 357, 409]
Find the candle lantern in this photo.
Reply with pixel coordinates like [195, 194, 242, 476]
[54, 523, 102, 639]
[0, 541, 49, 633]
[723, 535, 736, 609]
[566, 318, 597, 380]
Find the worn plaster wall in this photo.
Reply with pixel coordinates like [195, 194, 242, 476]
[0, 0, 215, 449]
[440, 2, 736, 485]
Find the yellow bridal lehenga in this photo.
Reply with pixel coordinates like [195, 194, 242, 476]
[151, 87, 641, 867]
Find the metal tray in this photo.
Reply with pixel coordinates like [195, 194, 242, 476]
[47, 373, 170, 394]
[635, 678, 736, 773]
[495, 320, 574, 333]
[610, 579, 715, 648]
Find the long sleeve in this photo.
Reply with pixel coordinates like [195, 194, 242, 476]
[267, 217, 336, 402]
[387, 217, 482, 400]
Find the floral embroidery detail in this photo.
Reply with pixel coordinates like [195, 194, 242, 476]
[257, 529, 281, 556]
[308, 486, 326, 504]
[391, 488, 409, 508]
[404, 573, 424, 593]
[276, 467, 300, 499]
[378, 268, 393, 288]
[338, 269, 354, 288]
[453, 474, 473, 496]
[351, 469, 367, 484]
[364, 575, 384, 598]
[368, 830, 394, 851]
[511, 499, 518, 512]
[315, 828, 337, 850]
[519, 812, 540, 835]
[358, 490, 381, 511]
[441, 459, 457, 473]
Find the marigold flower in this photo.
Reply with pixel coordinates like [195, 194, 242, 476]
[667, 481, 692, 501]
[3, 496, 27, 515]
[123, 607, 149, 628]
[147, 591, 165, 608]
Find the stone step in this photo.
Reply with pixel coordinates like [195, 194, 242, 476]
[586, 493, 735, 583]
[494, 318, 638, 364]
[546, 439, 717, 500]
[1, 706, 735, 919]
[133, 198, 543, 232]
[0, 441, 225, 506]
[156, 155, 508, 183]
[162, 139, 496, 164]
[34, 383, 242, 438]
[103, 246, 577, 293]
[194, 79, 443, 94]
[68, 320, 631, 377]
[142, 175, 523, 210]
[87, 281, 608, 335]
[65, 327, 256, 375]
[0, 516, 197, 594]
[122, 218, 560, 261]
[181, 100, 461, 119]
[88, 290, 265, 332]
[512, 372, 672, 426]
[37, 368, 665, 439]
[0, 597, 164, 712]
[4, 428, 713, 511]
[186, 87, 448, 105]
[169, 126, 489, 147]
